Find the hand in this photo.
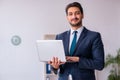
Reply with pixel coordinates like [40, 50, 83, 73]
[48, 57, 65, 69]
[66, 56, 79, 62]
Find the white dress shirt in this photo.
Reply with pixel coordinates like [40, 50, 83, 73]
[69, 26, 84, 52]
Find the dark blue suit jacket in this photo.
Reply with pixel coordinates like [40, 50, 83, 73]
[55, 27, 104, 80]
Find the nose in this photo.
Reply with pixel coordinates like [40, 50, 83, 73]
[72, 13, 77, 18]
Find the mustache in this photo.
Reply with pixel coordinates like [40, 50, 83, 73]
[71, 18, 79, 21]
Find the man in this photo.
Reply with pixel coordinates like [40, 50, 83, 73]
[48, 2, 104, 80]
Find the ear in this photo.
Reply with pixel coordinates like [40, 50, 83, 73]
[66, 15, 69, 21]
[82, 14, 84, 19]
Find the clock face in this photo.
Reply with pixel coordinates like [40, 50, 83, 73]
[11, 35, 21, 46]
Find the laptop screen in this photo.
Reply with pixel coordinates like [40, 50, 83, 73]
[36, 40, 66, 62]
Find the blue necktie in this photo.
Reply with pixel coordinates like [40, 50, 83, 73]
[70, 31, 77, 56]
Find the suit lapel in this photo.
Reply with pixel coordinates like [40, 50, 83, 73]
[74, 27, 88, 54]
[64, 30, 70, 56]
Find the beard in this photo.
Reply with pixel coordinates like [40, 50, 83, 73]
[69, 21, 82, 27]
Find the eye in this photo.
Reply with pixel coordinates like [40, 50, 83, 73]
[75, 11, 80, 15]
[68, 12, 73, 16]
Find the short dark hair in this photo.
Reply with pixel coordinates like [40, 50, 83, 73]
[65, 2, 83, 15]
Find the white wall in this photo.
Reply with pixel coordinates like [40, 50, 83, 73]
[0, 0, 120, 80]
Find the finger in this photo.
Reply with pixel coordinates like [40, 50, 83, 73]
[47, 61, 51, 64]
[55, 57, 59, 65]
[58, 59, 61, 65]
[66, 56, 69, 59]
[52, 57, 55, 63]
[66, 57, 71, 61]
[55, 57, 59, 63]
[60, 62, 65, 65]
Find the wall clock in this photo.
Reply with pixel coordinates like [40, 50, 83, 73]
[11, 35, 21, 46]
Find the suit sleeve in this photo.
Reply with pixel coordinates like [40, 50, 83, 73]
[78, 33, 104, 70]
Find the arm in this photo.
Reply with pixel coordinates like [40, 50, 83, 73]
[78, 33, 104, 70]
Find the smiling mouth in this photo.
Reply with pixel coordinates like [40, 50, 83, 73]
[71, 18, 79, 21]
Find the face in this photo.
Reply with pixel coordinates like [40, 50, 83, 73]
[67, 7, 84, 28]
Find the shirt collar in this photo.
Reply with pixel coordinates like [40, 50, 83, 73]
[70, 26, 84, 35]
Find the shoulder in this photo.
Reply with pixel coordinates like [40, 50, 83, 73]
[56, 30, 70, 39]
[85, 27, 101, 36]
[83, 27, 102, 39]
[58, 30, 69, 35]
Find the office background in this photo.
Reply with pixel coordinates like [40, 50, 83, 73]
[0, 0, 120, 80]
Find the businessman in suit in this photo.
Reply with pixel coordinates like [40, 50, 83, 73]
[48, 2, 104, 80]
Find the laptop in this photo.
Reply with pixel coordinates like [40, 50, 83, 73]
[36, 40, 66, 62]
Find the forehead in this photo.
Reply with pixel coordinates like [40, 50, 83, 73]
[67, 7, 80, 13]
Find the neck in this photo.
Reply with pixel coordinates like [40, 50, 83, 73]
[71, 24, 82, 30]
